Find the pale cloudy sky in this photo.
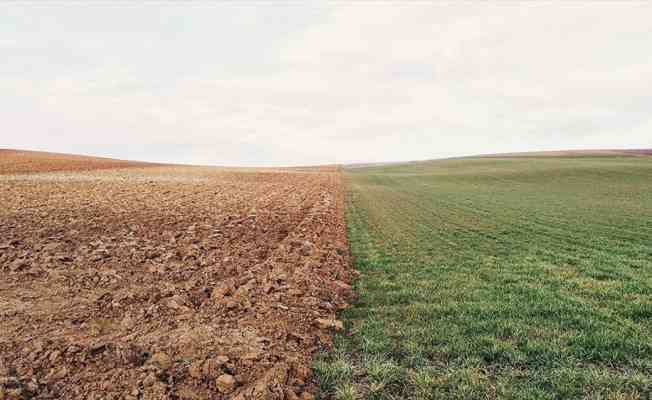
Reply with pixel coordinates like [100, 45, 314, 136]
[2, 2, 651, 166]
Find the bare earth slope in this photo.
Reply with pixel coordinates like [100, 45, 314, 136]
[0, 149, 159, 175]
[0, 151, 354, 400]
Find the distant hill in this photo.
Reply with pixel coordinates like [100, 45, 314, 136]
[478, 149, 652, 158]
[619, 149, 652, 156]
[345, 149, 652, 170]
[3, 148, 650, 175]
[0, 149, 159, 175]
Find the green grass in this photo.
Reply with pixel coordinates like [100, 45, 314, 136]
[315, 155, 652, 400]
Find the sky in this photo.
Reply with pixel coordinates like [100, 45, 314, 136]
[2, 2, 651, 167]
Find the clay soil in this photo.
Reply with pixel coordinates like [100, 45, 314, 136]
[0, 151, 354, 400]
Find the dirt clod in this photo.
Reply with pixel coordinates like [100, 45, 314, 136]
[316, 319, 344, 331]
[150, 352, 173, 370]
[301, 392, 315, 400]
[216, 374, 236, 394]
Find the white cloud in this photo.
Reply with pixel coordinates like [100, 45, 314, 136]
[1, 3, 651, 166]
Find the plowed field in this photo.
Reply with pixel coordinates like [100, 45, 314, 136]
[0, 149, 156, 175]
[0, 151, 354, 400]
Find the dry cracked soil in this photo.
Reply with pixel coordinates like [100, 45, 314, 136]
[0, 150, 354, 400]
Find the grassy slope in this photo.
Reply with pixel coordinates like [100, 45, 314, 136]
[315, 155, 652, 400]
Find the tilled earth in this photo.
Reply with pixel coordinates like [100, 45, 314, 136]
[0, 152, 354, 400]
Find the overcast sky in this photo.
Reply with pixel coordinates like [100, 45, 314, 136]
[2, 3, 651, 166]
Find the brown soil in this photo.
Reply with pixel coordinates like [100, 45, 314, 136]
[0, 149, 158, 175]
[0, 151, 354, 400]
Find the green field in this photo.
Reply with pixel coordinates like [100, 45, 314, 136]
[315, 155, 652, 400]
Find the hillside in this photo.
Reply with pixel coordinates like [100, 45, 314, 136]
[0, 149, 158, 175]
